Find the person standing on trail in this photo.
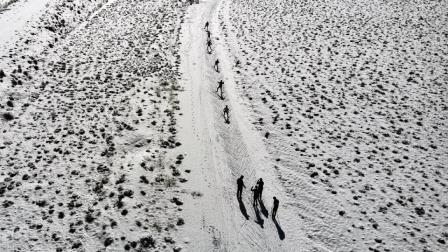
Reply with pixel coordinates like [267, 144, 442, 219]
[236, 175, 246, 199]
[257, 178, 264, 199]
[216, 80, 224, 94]
[223, 105, 230, 122]
[205, 21, 209, 31]
[206, 40, 213, 54]
[207, 30, 211, 40]
[272, 197, 279, 220]
[214, 59, 220, 72]
[251, 185, 260, 206]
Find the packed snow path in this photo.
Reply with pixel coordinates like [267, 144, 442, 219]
[177, 0, 319, 251]
[222, 0, 448, 251]
[177, 0, 448, 251]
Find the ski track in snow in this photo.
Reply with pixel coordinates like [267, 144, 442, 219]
[1, 0, 447, 251]
[178, 0, 328, 251]
[218, 0, 448, 251]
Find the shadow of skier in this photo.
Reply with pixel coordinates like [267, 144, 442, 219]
[253, 202, 264, 228]
[236, 176, 249, 219]
[238, 197, 249, 220]
[273, 217, 285, 240]
[258, 198, 269, 218]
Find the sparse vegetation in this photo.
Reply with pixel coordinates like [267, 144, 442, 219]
[0, 0, 20, 13]
[2, 112, 14, 121]
[0, 0, 187, 251]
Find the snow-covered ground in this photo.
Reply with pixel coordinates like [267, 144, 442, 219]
[0, 0, 19, 10]
[1, 0, 447, 251]
[216, 0, 448, 251]
[1, 0, 188, 251]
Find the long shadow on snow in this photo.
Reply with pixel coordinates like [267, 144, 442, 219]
[238, 197, 249, 220]
[273, 217, 285, 240]
[258, 198, 269, 218]
[253, 203, 264, 228]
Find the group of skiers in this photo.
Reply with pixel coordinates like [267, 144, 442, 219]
[237, 175, 280, 220]
[203, 21, 281, 228]
[205, 21, 229, 123]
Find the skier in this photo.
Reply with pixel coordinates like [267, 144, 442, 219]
[214, 59, 220, 72]
[251, 185, 260, 206]
[204, 21, 209, 31]
[272, 197, 279, 220]
[223, 105, 230, 122]
[207, 30, 211, 40]
[206, 40, 212, 54]
[257, 178, 264, 199]
[216, 80, 224, 95]
[236, 175, 246, 199]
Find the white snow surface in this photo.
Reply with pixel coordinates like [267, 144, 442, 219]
[178, 0, 447, 251]
[0, 0, 52, 56]
[1, 0, 188, 251]
[0, 0, 51, 40]
[211, 0, 448, 251]
[1, 0, 447, 251]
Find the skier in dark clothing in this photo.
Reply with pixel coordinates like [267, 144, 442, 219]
[206, 40, 212, 54]
[223, 105, 230, 123]
[207, 30, 211, 40]
[256, 178, 268, 217]
[257, 178, 264, 199]
[214, 59, 220, 72]
[251, 185, 260, 206]
[223, 105, 229, 114]
[272, 197, 279, 220]
[216, 80, 224, 97]
[236, 175, 246, 199]
[204, 21, 209, 31]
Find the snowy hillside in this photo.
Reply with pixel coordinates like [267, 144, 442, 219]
[1, 0, 187, 251]
[219, 0, 448, 251]
[0, 0, 447, 251]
